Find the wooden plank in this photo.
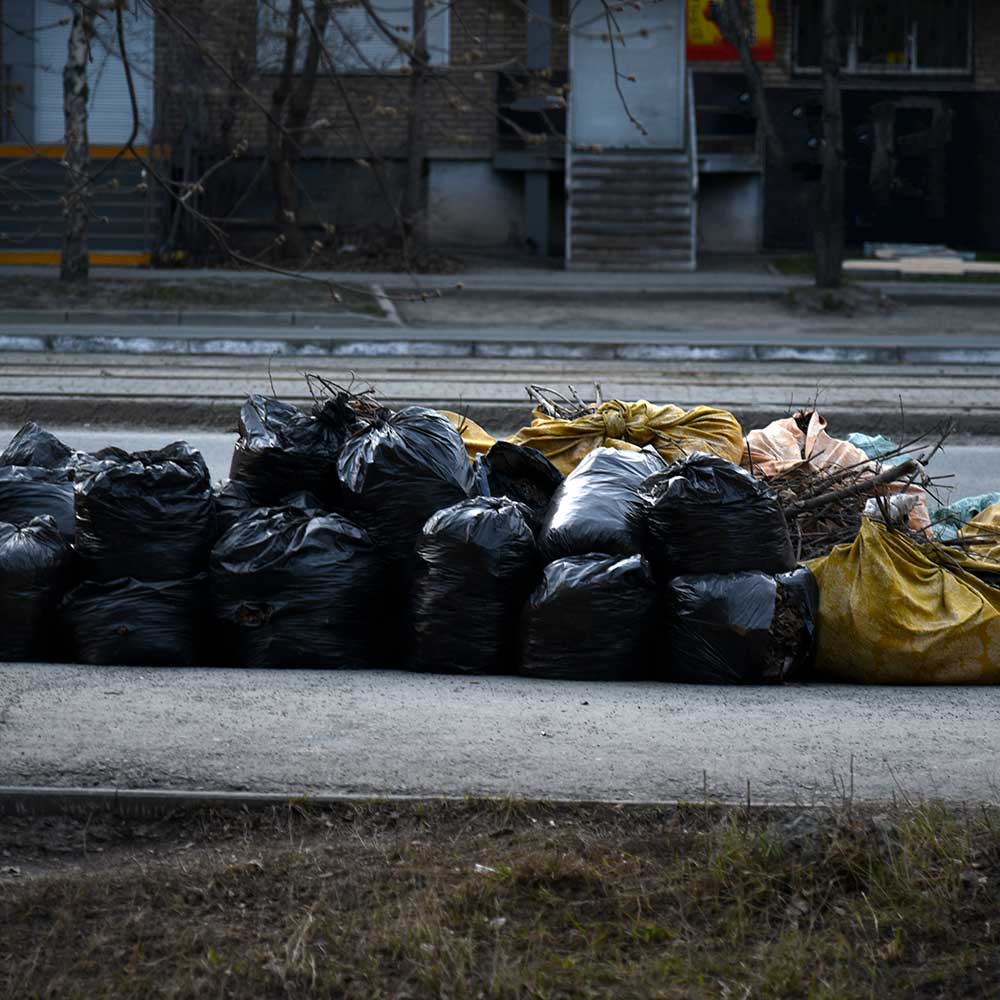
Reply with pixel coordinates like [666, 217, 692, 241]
[845, 257, 1000, 276]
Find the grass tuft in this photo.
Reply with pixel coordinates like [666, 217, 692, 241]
[2, 799, 1000, 998]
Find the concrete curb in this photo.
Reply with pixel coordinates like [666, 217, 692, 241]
[0, 785, 826, 818]
[0, 396, 986, 437]
[2, 328, 999, 364]
[389, 283, 1000, 308]
[0, 308, 390, 329]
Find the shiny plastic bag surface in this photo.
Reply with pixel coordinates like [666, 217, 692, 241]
[211, 508, 382, 669]
[538, 446, 663, 563]
[411, 497, 538, 674]
[337, 406, 475, 572]
[0, 516, 72, 661]
[666, 567, 818, 683]
[0, 466, 75, 541]
[633, 452, 795, 581]
[61, 575, 204, 666]
[1, 422, 74, 469]
[520, 553, 655, 681]
[472, 441, 563, 533]
[230, 394, 361, 508]
[75, 441, 216, 583]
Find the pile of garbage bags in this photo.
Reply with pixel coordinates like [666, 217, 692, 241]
[0, 394, 997, 684]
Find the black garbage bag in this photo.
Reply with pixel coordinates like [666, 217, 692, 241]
[472, 441, 562, 533]
[666, 566, 819, 684]
[61, 575, 205, 666]
[214, 479, 326, 535]
[0, 516, 72, 661]
[211, 507, 382, 669]
[214, 479, 258, 535]
[538, 447, 664, 563]
[410, 497, 538, 675]
[1, 422, 74, 469]
[230, 394, 361, 508]
[75, 441, 217, 582]
[519, 553, 655, 681]
[632, 452, 795, 580]
[0, 466, 75, 541]
[337, 406, 476, 572]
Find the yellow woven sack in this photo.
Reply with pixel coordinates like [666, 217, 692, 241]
[961, 501, 1000, 563]
[808, 519, 1000, 683]
[509, 400, 744, 476]
[439, 411, 496, 459]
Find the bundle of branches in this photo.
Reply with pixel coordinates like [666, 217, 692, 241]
[526, 384, 603, 421]
[304, 371, 383, 420]
[923, 515, 1000, 588]
[767, 425, 952, 561]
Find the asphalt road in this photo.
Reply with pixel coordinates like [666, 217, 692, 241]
[1, 665, 998, 804]
[3, 424, 996, 505]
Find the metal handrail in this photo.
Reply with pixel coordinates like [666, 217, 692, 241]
[687, 67, 698, 270]
[687, 68, 698, 198]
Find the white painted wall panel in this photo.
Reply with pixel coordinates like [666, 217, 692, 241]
[35, 0, 154, 144]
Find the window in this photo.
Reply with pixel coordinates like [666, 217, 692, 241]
[795, 0, 972, 74]
[257, 1, 450, 74]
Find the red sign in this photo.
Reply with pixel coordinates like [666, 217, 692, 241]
[687, 0, 775, 62]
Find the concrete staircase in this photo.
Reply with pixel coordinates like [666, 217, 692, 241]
[566, 149, 697, 271]
[0, 152, 159, 264]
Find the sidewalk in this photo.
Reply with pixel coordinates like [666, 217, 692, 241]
[1, 261, 998, 365]
[3, 261, 1000, 304]
[3, 664, 999, 805]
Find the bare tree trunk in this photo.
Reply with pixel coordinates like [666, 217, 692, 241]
[815, 0, 845, 289]
[266, 0, 333, 261]
[709, 0, 785, 164]
[61, 1, 95, 283]
[267, 0, 304, 258]
[402, 0, 429, 255]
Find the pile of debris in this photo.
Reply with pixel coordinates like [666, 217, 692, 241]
[1, 382, 997, 684]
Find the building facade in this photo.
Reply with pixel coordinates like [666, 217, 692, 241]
[1, 0, 999, 267]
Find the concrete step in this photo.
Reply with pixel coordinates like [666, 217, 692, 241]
[569, 146, 695, 272]
[570, 184, 692, 201]
[570, 198, 691, 223]
[571, 241, 693, 256]
[572, 152, 689, 166]
[571, 168, 691, 184]
[566, 259, 695, 272]
[570, 188, 692, 202]
[571, 224, 693, 238]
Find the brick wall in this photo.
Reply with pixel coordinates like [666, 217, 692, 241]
[155, 0, 529, 159]
[155, 0, 1000, 158]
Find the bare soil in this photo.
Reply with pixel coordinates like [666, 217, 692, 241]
[0, 275, 382, 315]
[2, 799, 998, 998]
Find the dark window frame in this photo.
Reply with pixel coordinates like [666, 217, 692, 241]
[793, 0, 974, 78]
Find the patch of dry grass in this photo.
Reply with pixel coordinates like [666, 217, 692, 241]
[0, 275, 381, 315]
[2, 800, 999, 998]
